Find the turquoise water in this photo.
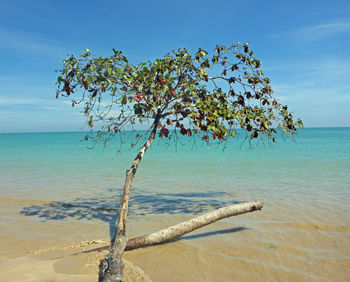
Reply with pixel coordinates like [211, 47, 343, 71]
[0, 128, 349, 220]
[1, 128, 349, 281]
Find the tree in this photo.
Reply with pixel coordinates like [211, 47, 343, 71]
[56, 42, 303, 281]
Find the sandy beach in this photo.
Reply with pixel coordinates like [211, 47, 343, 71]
[1, 196, 349, 281]
[0, 197, 151, 281]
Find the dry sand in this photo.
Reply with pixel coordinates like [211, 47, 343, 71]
[1, 197, 350, 281]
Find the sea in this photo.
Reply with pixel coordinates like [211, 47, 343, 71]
[0, 127, 349, 281]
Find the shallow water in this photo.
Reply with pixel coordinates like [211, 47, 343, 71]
[0, 128, 349, 281]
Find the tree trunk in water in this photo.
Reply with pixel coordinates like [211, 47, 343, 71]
[98, 114, 161, 282]
[125, 201, 263, 251]
[82, 201, 263, 255]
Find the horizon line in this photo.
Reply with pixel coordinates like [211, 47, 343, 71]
[0, 126, 349, 134]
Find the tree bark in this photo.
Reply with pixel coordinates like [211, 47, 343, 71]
[125, 201, 263, 251]
[98, 113, 161, 282]
[83, 201, 263, 255]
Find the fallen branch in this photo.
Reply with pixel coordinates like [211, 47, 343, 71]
[80, 201, 263, 254]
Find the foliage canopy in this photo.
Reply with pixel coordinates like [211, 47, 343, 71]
[56, 43, 302, 145]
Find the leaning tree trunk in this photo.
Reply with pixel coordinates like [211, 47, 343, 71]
[125, 201, 263, 251]
[81, 201, 263, 255]
[98, 114, 161, 282]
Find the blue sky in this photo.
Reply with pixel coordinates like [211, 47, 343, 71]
[0, 0, 349, 132]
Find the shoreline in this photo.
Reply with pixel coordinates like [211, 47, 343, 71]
[1, 197, 350, 281]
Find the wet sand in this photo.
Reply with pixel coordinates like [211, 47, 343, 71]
[1, 197, 350, 281]
[0, 197, 151, 281]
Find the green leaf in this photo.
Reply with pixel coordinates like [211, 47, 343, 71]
[199, 68, 207, 76]
[121, 95, 127, 105]
[133, 104, 143, 115]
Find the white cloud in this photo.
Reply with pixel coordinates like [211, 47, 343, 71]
[263, 54, 350, 127]
[0, 96, 76, 110]
[271, 21, 350, 40]
[266, 55, 350, 88]
[0, 96, 43, 105]
[294, 22, 350, 37]
[0, 27, 66, 58]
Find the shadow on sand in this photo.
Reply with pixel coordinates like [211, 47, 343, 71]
[178, 227, 248, 241]
[20, 189, 246, 241]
